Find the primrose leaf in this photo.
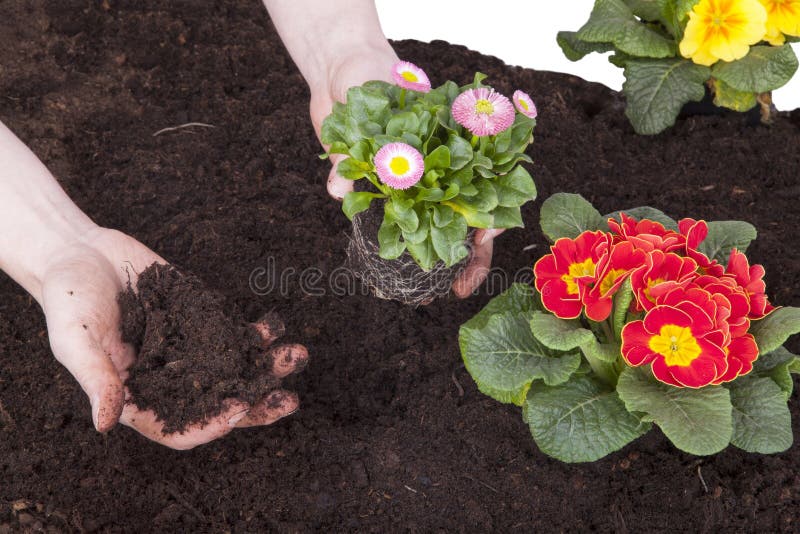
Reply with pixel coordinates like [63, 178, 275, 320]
[576, 0, 676, 58]
[430, 215, 469, 267]
[342, 191, 379, 221]
[494, 165, 537, 208]
[697, 220, 757, 265]
[377, 218, 405, 260]
[623, 58, 710, 135]
[446, 134, 473, 170]
[460, 312, 583, 405]
[712, 79, 757, 112]
[616, 366, 733, 456]
[712, 45, 799, 93]
[462, 283, 540, 331]
[728, 376, 793, 454]
[612, 278, 634, 339]
[539, 193, 605, 241]
[424, 145, 451, 171]
[524, 375, 651, 463]
[604, 206, 678, 231]
[752, 346, 799, 400]
[530, 312, 596, 351]
[625, 0, 668, 21]
[557, 31, 615, 61]
[580, 339, 622, 363]
[750, 307, 800, 356]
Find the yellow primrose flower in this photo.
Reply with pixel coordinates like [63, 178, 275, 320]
[758, 0, 800, 45]
[680, 0, 768, 66]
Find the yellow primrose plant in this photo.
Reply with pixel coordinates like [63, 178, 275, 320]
[558, 0, 800, 134]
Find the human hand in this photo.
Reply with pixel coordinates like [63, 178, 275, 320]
[39, 227, 306, 449]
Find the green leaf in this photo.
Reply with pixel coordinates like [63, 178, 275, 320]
[728, 376, 793, 454]
[377, 219, 405, 260]
[405, 238, 437, 271]
[581, 339, 622, 363]
[385, 199, 419, 233]
[530, 312, 595, 351]
[460, 312, 583, 405]
[342, 191, 379, 220]
[432, 204, 455, 228]
[335, 157, 371, 180]
[604, 206, 678, 231]
[712, 45, 799, 93]
[557, 31, 615, 61]
[345, 86, 391, 125]
[446, 134, 473, 170]
[697, 220, 757, 265]
[576, 0, 676, 58]
[462, 283, 540, 331]
[348, 140, 372, 162]
[539, 193, 605, 241]
[625, 0, 668, 21]
[612, 278, 634, 339]
[750, 307, 800, 356]
[416, 188, 445, 202]
[623, 58, 710, 135]
[524, 375, 651, 463]
[494, 166, 537, 208]
[712, 78, 757, 112]
[403, 210, 430, 245]
[752, 346, 799, 400]
[430, 215, 469, 267]
[424, 145, 451, 170]
[489, 206, 524, 228]
[386, 111, 420, 138]
[616, 367, 733, 456]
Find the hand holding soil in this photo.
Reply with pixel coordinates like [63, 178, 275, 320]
[40, 227, 306, 449]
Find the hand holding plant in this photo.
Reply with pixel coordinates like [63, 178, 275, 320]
[460, 193, 800, 462]
[320, 61, 538, 303]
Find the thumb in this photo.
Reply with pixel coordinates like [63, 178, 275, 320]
[48, 324, 124, 432]
[327, 154, 354, 201]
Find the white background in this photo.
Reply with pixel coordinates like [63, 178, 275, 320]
[376, 0, 800, 111]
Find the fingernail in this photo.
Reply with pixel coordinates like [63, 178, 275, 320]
[227, 410, 248, 427]
[479, 229, 497, 246]
[90, 393, 100, 430]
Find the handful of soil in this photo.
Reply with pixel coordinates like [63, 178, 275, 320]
[118, 263, 280, 433]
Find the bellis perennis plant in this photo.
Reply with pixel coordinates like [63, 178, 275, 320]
[459, 193, 800, 463]
[558, 0, 800, 134]
[320, 61, 537, 271]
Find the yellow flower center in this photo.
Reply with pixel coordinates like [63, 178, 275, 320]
[643, 277, 666, 304]
[518, 99, 530, 111]
[475, 99, 494, 115]
[561, 258, 596, 295]
[649, 324, 702, 367]
[598, 268, 627, 296]
[389, 156, 410, 176]
[401, 71, 419, 83]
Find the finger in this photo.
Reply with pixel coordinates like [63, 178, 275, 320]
[48, 324, 124, 433]
[452, 230, 497, 299]
[119, 398, 249, 450]
[252, 311, 285, 346]
[235, 390, 299, 428]
[268, 343, 309, 378]
[328, 154, 354, 201]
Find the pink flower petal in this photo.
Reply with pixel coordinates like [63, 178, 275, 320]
[391, 61, 431, 93]
[373, 142, 424, 190]
[451, 88, 515, 136]
[513, 90, 538, 118]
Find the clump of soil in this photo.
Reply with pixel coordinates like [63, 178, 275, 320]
[119, 263, 279, 433]
[347, 204, 470, 307]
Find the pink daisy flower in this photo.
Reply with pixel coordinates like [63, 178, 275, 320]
[513, 90, 537, 119]
[391, 61, 431, 93]
[451, 88, 515, 136]
[374, 142, 425, 190]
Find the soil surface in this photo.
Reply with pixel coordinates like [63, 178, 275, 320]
[119, 263, 279, 433]
[1, 1, 800, 532]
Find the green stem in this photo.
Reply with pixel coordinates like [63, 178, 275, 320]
[470, 135, 479, 148]
[601, 319, 615, 344]
[399, 88, 406, 110]
[584, 353, 618, 387]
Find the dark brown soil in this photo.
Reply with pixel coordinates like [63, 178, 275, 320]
[1, 1, 799, 532]
[119, 263, 279, 433]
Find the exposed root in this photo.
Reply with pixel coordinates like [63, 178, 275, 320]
[346, 213, 469, 307]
